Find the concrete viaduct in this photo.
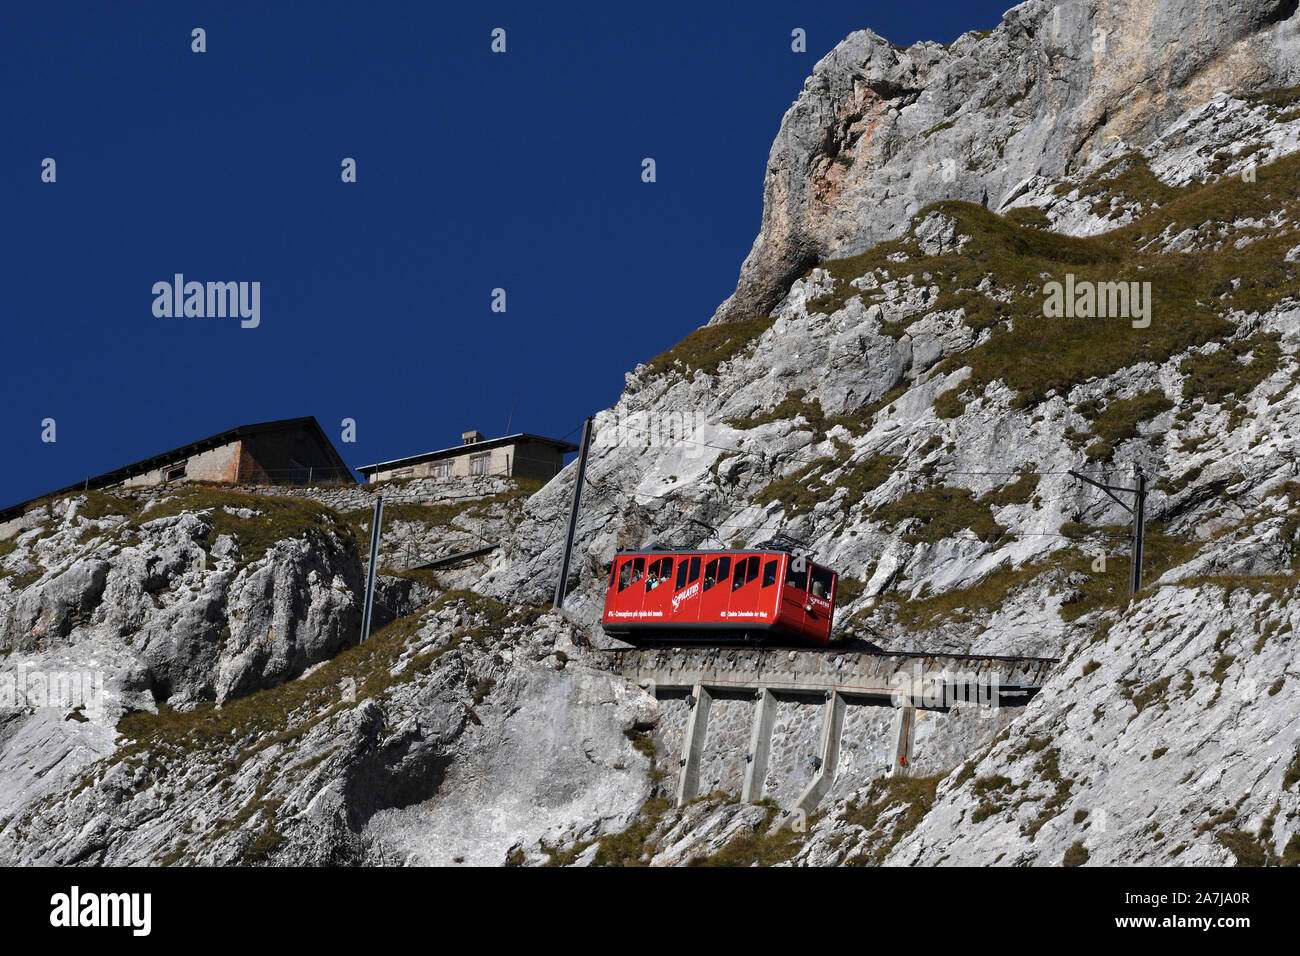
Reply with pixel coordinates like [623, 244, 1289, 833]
[602, 646, 1055, 815]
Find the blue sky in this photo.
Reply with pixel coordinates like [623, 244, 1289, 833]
[1, 0, 1014, 507]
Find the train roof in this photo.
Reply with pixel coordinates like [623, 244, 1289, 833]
[611, 548, 834, 568]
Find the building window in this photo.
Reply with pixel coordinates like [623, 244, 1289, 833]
[430, 460, 451, 479]
[165, 464, 186, 483]
[470, 452, 490, 476]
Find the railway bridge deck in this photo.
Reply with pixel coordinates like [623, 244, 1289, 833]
[600, 643, 1058, 815]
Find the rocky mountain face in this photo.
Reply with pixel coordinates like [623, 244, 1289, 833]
[711, 0, 1300, 325]
[4, 0, 1300, 866]
[0, 481, 639, 865]
[478, 1, 1300, 864]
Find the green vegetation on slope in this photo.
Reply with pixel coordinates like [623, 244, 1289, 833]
[806, 152, 1300, 416]
[342, 479, 542, 557]
[728, 388, 827, 433]
[1053, 154, 1180, 217]
[838, 774, 944, 865]
[144, 486, 354, 567]
[5, 486, 354, 576]
[875, 486, 1004, 544]
[1070, 389, 1175, 462]
[753, 454, 900, 519]
[644, 315, 777, 382]
[687, 805, 808, 866]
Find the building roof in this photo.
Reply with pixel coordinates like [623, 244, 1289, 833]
[0, 416, 354, 523]
[356, 432, 579, 475]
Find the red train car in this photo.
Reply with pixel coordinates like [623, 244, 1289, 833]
[601, 549, 838, 646]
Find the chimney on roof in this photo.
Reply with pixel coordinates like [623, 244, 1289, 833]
[462, 430, 485, 445]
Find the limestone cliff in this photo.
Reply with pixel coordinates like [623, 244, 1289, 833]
[711, 0, 1300, 325]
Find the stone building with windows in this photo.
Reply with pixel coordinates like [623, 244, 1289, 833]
[0, 416, 354, 539]
[357, 430, 578, 484]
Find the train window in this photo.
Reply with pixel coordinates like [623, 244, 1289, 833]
[762, 559, 777, 587]
[617, 560, 632, 592]
[646, 557, 672, 592]
[689, 556, 701, 583]
[810, 566, 833, 599]
[745, 555, 760, 585]
[732, 557, 749, 591]
[785, 559, 807, 591]
[675, 559, 689, 591]
[609, 562, 617, 588]
[630, 557, 645, 587]
[703, 558, 719, 591]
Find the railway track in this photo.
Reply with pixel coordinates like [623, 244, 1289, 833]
[595, 636, 1059, 666]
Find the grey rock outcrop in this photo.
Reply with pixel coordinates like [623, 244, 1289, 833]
[0, 499, 363, 710]
[0, 602, 652, 866]
[713, 0, 1300, 324]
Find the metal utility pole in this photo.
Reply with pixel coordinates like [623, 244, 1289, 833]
[1068, 466, 1149, 595]
[1130, 468, 1146, 595]
[360, 496, 384, 641]
[553, 416, 594, 609]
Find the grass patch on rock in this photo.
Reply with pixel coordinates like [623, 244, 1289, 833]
[840, 774, 944, 865]
[806, 151, 1300, 415]
[644, 315, 777, 383]
[687, 806, 806, 867]
[874, 485, 1005, 544]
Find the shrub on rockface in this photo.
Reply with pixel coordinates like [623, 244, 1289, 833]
[875, 486, 1005, 544]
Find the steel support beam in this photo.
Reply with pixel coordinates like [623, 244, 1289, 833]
[553, 416, 594, 609]
[360, 496, 384, 642]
